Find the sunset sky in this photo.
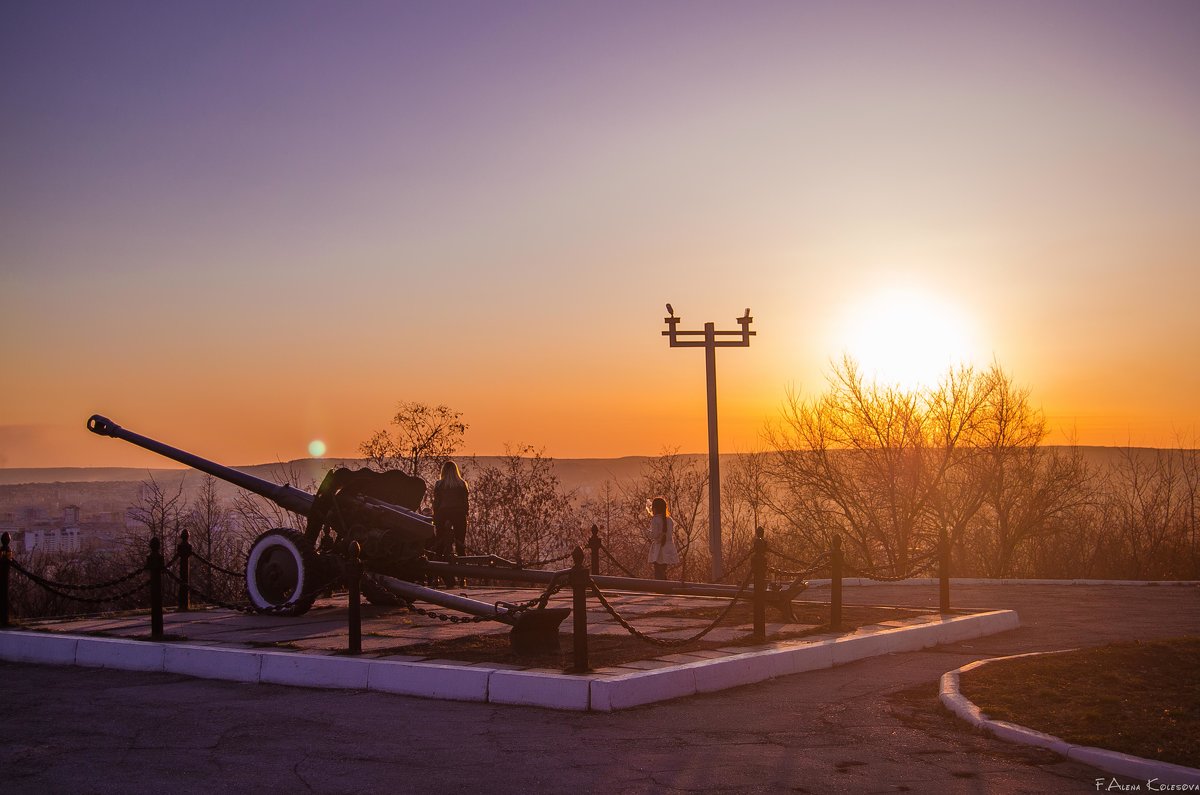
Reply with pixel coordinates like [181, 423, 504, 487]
[2, 1, 1198, 469]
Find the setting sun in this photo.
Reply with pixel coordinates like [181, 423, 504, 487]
[836, 288, 981, 390]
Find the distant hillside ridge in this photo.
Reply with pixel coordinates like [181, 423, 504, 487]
[0, 455, 660, 494]
[2, 447, 1193, 525]
[0, 446, 1183, 489]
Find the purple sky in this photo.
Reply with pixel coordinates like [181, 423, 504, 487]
[2, 1, 1198, 467]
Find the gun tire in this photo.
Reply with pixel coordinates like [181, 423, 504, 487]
[246, 528, 318, 615]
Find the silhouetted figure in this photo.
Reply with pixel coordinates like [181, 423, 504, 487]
[644, 496, 680, 580]
[433, 461, 470, 585]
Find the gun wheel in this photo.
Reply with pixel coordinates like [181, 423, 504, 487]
[246, 528, 318, 615]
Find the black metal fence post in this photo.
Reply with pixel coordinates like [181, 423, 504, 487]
[347, 541, 362, 655]
[1, 531, 11, 627]
[752, 526, 766, 642]
[148, 536, 164, 639]
[830, 533, 843, 632]
[570, 546, 590, 673]
[588, 525, 602, 575]
[939, 526, 951, 614]
[177, 529, 192, 612]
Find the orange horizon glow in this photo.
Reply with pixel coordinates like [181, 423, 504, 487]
[5, 332, 1196, 472]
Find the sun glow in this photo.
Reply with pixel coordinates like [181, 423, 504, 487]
[835, 288, 981, 390]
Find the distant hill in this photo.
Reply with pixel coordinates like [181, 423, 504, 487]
[0, 462, 362, 487]
[0, 454, 661, 518]
[0, 446, 1183, 488]
[0, 455, 654, 491]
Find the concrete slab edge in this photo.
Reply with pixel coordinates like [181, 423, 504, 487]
[806, 578, 1199, 587]
[590, 609, 1018, 712]
[939, 652, 1200, 785]
[0, 609, 1018, 714]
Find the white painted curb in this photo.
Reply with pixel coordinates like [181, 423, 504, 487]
[367, 660, 490, 702]
[165, 644, 262, 683]
[940, 652, 1200, 785]
[0, 630, 78, 665]
[807, 577, 1199, 588]
[259, 651, 370, 690]
[75, 636, 165, 672]
[489, 669, 591, 710]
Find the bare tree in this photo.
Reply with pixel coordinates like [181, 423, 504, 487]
[466, 445, 578, 564]
[126, 475, 187, 555]
[1179, 433, 1200, 577]
[934, 365, 1091, 577]
[187, 474, 239, 598]
[762, 358, 1092, 578]
[1102, 445, 1195, 579]
[578, 479, 630, 565]
[360, 402, 468, 487]
[230, 462, 314, 540]
[764, 357, 945, 574]
[722, 449, 777, 565]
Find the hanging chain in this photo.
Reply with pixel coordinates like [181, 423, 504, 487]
[600, 546, 639, 577]
[186, 549, 244, 579]
[843, 548, 939, 581]
[512, 548, 576, 568]
[768, 551, 831, 579]
[715, 546, 756, 584]
[9, 559, 145, 592]
[770, 546, 827, 567]
[162, 566, 341, 616]
[9, 563, 149, 605]
[588, 569, 755, 647]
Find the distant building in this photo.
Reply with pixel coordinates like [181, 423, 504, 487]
[3, 505, 85, 555]
[22, 526, 81, 554]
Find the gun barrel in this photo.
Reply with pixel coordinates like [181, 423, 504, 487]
[87, 414, 315, 516]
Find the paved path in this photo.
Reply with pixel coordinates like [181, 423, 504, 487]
[3, 583, 1197, 793]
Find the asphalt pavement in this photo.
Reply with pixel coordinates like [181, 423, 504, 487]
[3, 582, 1197, 794]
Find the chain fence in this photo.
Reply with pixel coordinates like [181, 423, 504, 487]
[162, 566, 340, 617]
[600, 545, 640, 578]
[587, 568, 755, 647]
[517, 547, 577, 569]
[843, 548, 939, 582]
[393, 571, 570, 624]
[768, 551, 830, 580]
[714, 546, 755, 584]
[188, 549, 245, 580]
[3, 524, 953, 666]
[9, 560, 149, 606]
[9, 558, 145, 593]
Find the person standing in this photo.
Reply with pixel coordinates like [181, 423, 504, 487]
[433, 461, 470, 584]
[644, 496, 680, 580]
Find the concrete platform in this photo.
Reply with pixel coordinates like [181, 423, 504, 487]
[0, 586, 1017, 711]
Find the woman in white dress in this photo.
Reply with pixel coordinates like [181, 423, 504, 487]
[644, 497, 680, 580]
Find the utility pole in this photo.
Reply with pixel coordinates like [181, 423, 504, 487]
[662, 305, 755, 581]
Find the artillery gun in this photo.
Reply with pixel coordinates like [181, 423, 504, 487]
[86, 415, 569, 647]
[88, 414, 809, 650]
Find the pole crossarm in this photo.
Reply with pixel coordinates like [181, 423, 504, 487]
[662, 310, 754, 347]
